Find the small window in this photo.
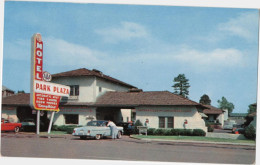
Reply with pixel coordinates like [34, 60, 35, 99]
[167, 117, 174, 128]
[99, 87, 102, 93]
[64, 114, 78, 124]
[159, 116, 174, 128]
[159, 117, 165, 128]
[69, 85, 79, 96]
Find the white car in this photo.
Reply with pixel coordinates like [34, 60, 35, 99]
[223, 121, 236, 130]
[72, 120, 124, 140]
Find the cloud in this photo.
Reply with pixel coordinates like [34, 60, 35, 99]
[95, 21, 149, 43]
[173, 47, 245, 68]
[3, 36, 247, 76]
[3, 39, 30, 61]
[44, 37, 108, 67]
[218, 12, 258, 41]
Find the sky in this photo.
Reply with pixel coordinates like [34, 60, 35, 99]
[2, 1, 259, 113]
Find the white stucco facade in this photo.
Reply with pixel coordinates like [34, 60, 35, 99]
[135, 106, 207, 132]
[51, 76, 131, 103]
[48, 106, 96, 126]
[1, 106, 19, 122]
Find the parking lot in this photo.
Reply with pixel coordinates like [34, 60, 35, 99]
[1, 132, 256, 164]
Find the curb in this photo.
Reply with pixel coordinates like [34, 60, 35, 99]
[130, 135, 256, 146]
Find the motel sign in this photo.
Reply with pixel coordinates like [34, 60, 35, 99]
[30, 33, 70, 134]
[30, 33, 70, 112]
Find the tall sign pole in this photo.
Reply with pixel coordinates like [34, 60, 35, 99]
[30, 33, 70, 134]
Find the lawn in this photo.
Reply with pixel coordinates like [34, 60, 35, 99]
[39, 131, 68, 135]
[131, 135, 255, 144]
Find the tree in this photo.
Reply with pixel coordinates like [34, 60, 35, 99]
[17, 90, 25, 94]
[247, 103, 256, 114]
[172, 74, 190, 98]
[199, 94, 211, 105]
[217, 97, 234, 115]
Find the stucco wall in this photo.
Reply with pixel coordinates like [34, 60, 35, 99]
[121, 109, 131, 122]
[135, 106, 207, 132]
[48, 107, 96, 126]
[1, 106, 18, 122]
[217, 113, 224, 127]
[95, 77, 131, 100]
[51, 76, 95, 102]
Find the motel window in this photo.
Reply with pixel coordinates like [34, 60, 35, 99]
[69, 85, 79, 96]
[159, 117, 174, 128]
[64, 114, 79, 124]
[159, 117, 165, 128]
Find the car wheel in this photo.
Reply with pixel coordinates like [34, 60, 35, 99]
[117, 131, 122, 139]
[14, 127, 20, 133]
[95, 134, 101, 140]
[80, 136, 87, 140]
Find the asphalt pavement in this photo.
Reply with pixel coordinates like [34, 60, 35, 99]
[1, 132, 256, 164]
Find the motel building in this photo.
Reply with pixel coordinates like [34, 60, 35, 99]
[2, 68, 208, 132]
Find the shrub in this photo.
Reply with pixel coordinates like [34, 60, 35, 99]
[171, 129, 182, 135]
[164, 129, 172, 136]
[133, 120, 143, 134]
[51, 125, 82, 134]
[193, 129, 206, 136]
[207, 126, 214, 132]
[244, 125, 256, 140]
[134, 119, 143, 127]
[147, 128, 156, 135]
[182, 129, 193, 136]
[154, 129, 166, 135]
[51, 125, 59, 131]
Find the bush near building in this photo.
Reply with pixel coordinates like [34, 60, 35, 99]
[146, 128, 206, 136]
[52, 125, 82, 134]
[244, 125, 256, 140]
[133, 119, 143, 134]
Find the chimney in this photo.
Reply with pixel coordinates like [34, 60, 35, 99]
[128, 88, 143, 92]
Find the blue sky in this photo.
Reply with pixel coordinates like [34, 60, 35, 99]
[2, 1, 259, 113]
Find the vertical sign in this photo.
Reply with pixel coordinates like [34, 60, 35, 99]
[30, 33, 70, 112]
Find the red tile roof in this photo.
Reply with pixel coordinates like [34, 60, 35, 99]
[202, 105, 224, 115]
[2, 91, 207, 109]
[52, 68, 136, 88]
[95, 91, 205, 107]
[1, 93, 93, 106]
[2, 93, 30, 106]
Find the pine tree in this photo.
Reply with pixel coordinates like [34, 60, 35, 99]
[199, 94, 211, 105]
[172, 74, 190, 98]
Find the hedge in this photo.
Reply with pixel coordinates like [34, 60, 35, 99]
[52, 125, 82, 134]
[146, 128, 206, 136]
[244, 124, 256, 140]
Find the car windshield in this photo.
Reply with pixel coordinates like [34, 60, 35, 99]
[86, 121, 107, 126]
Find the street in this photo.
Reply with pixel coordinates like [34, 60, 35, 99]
[1, 133, 256, 164]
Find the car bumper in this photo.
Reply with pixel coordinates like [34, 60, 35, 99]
[72, 132, 90, 136]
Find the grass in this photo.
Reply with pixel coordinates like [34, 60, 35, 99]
[39, 131, 68, 135]
[132, 135, 256, 144]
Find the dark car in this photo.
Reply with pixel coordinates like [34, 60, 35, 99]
[232, 124, 244, 133]
[117, 122, 135, 135]
[233, 128, 245, 134]
[21, 118, 46, 131]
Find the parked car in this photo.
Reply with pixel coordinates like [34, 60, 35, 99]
[72, 120, 124, 140]
[223, 121, 236, 130]
[232, 124, 244, 133]
[116, 122, 135, 135]
[1, 118, 22, 133]
[233, 128, 245, 134]
[21, 118, 45, 131]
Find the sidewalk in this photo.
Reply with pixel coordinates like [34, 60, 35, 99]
[130, 135, 256, 146]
